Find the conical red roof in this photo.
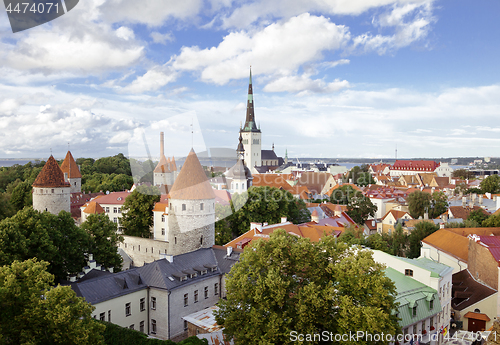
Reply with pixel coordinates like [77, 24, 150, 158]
[60, 151, 82, 178]
[154, 154, 170, 173]
[169, 149, 215, 200]
[32, 156, 70, 188]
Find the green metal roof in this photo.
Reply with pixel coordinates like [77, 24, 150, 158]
[396, 256, 453, 278]
[385, 267, 441, 328]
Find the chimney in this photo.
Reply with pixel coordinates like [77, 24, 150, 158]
[108, 267, 114, 273]
[462, 197, 466, 207]
[424, 212, 429, 220]
[251, 222, 263, 233]
[69, 275, 77, 282]
[472, 193, 477, 204]
[443, 213, 448, 223]
[227, 246, 233, 257]
[281, 217, 287, 223]
[166, 255, 173, 263]
[440, 223, 445, 229]
[479, 195, 483, 205]
[372, 220, 375, 227]
[160, 132, 165, 157]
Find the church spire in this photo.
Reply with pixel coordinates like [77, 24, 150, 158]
[237, 132, 245, 161]
[242, 67, 260, 133]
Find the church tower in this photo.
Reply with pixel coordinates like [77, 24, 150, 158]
[167, 149, 215, 256]
[32, 155, 71, 215]
[60, 151, 81, 193]
[240, 67, 261, 170]
[225, 132, 252, 193]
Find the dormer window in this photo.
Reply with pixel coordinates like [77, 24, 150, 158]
[412, 306, 417, 317]
[430, 299, 434, 310]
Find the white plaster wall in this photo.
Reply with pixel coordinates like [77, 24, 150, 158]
[153, 210, 168, 241]
[420, 244, 467, 273]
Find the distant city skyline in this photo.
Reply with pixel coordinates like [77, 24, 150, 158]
[0, 0, 499, 159]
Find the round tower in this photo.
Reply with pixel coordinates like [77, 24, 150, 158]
[32, 155, 71, 215]
[60, 151, 82, 193]
[167, 149, 215, 256]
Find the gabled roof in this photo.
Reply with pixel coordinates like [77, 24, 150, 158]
[83, 201, 105, 215]
[60, 151, 82, 178]
[296, 172, 334, 194]
[452, 269, 496, 311]
[422, 229, 469, 262]
[90, 191, 130, 205]
[381, 209, 412, 221]
[32, 155, 70, 188]
[169, 149, 215, 200]
[448, 206, 490, 219]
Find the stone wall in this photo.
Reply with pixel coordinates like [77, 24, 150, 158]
[33, 186, 70, 215]
[118, 236, 169, 267]
[68, 177, 81, 193]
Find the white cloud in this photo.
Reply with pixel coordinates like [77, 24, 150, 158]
[151, 32, 174, 44]
[122, 66, 178, 93]
[0, 98, 22, 115]
[263, 74, 349, 94]
[173, 13, 350, 85]
[116, 26, 135, 41]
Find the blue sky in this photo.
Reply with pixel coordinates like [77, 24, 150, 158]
[0, 0, 499, 160]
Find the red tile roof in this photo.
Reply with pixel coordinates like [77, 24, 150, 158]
[83, 201, 105, 214]
[60, 151, 82, 178]
[32, 155, 70, 188]
[169, 149, 215, 200]
[391, 160, 439, 172]
[91, 191, 130, 205]
[422, 229, 469, 262]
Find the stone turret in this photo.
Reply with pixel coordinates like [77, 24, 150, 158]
[60, 151, 82, 193]
[32, 155, 71, 215]
[167, 149, 215, 256]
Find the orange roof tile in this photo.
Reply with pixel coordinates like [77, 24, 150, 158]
[83, 201, 105, 214]
[60, 151, 82, 178]
[169, 149, 215, 200]
[381, 209, 411, 221]
[422, 229, 469, 262]
[154, 154, 170, 173]
[445, 227, 500, 237]
[171, 156, 177, 171]
[448, 206, 490, 219]
[153, 202, 168, 213]
[32, 156, 70, 188]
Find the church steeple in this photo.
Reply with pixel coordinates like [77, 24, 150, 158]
[236, 132, 245, 161]
[242, 67, 260, 133]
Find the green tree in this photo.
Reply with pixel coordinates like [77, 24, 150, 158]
[0, 207, 88, 281]
[407, 191, 431, 219]
[430, 191, 449, 218]
[467, 209, 489, 225]
[10, 179, 33, 211]
[365, 233, 390, 252]
[390, 224, 407, 257]
[483, 214, 500, 227]
[480, 175, 500, 194]
[0, 258, 105, 344]
[338, 224, 365, 246]
[347, 166, 375, 187]
[121, 185, 161, 238]
[81, 213, 123, 270]
[215, 230, 400, 344]
[346, 192, 378, 224]
[0, 192, 14, 221]
[452, 168, 475, 180]
[406, 221, 439, 258]
[214, 203, 234, 245]
[227, 186, 310, 237]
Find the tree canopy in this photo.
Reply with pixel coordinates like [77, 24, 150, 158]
[452, 168, 475, 180]
[347, 165, 375, 187]
[215, 186, 310, 240]
[81, 213, 124, 270]
[0, 258, 105, 344]
[480, 175, 500, 194]
[215, 230, 400, 344]
[121, 185, 161, 238]
[329, 185, 377, 224]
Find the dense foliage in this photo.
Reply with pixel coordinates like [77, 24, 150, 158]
[0, 259, 105, 344]
[480, 174, 500, 194]
[215, 230, 400, 344]
[407, 191, 448, 219]
[100, 321, 207, 345]
[329, 185, 377, 224]
[347, 165, 376, 186]
[121, 185, 161, 238]
[0, 207, 122, 281]
[214, 186, 311, 244]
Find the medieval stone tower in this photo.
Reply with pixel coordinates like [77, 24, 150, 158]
[154, 132, 178, 186]
[167, 149, 215, 256]
[240, 67, 262, 170]
[60, 151, 82, 193]
[32, 155, 71, 215]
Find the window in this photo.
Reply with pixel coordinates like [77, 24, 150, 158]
[100, 312, 105, 321]
[129, 324, 134, 330]
[113, 207, 117, 213]
[108, 310, 111, 322]
[194, 290, 198, 303]
[184, 293, 188, 307]
[151, 319, 157, 334]
[430, 299, 434, 310]
[412, 306, 417, 317]
[140, 298, 145, 312]
[405, 269, 413, 277]
[138, 245, 140, 251]
[113, 217, 118, 223]
[105, 207, 109, 213]
[175, 237, 177, 245]
[413, 324, 417, 335]
[161, 215, 165, 222]
[151, 297, 156, 310]
[118, 207, 121, 213]
[184, 320, 188, 331]
[204, 286, 208, 299]
[200, 203, 204, 211]
[140, 321, 144, 333]
[430, 316, 433, 328]
[182, 204, 186, 211]
[214, 283, 219, 295]
[125, 303, 131, 316]
[51, 189, 54, 193]
[200, 236, 203, 245]
[161, 228, 165, 235]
